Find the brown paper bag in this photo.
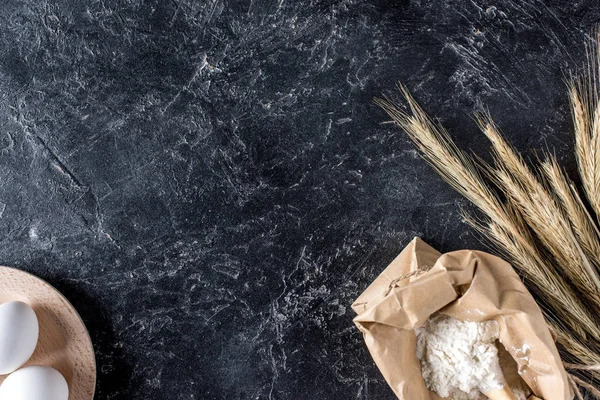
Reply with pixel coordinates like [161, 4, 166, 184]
[352, 237, 572, 400]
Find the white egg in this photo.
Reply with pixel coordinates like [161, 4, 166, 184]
[0, 301, 39, 374]
[0, 366, 68, 400]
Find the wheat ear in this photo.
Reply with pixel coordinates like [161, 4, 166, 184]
[572, 34, 600, 220]
[476, 114, 600, 305]
[375, 88, 600, 347]
[542, 155, 600, 271]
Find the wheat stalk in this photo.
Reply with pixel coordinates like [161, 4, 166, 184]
[542, 155, 600, 270]
[375, 88, 600, 348]
[484, 218, 599, 342]
[494, 166, 600, 303]
[374, 88, 504, 222]
[476, 114, 600, 306]
[376, 81, 600, 395]
[573, 31, 600, 220]
[375, 30, 600, 396]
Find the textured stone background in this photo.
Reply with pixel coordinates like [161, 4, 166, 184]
[0, 0, 598, 398]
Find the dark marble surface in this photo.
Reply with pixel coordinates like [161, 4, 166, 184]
[0, 0, 598, 398]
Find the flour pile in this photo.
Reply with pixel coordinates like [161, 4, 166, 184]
[416, 314, 508, 400]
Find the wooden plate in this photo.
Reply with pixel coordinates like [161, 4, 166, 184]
[0, 266, 96, 399]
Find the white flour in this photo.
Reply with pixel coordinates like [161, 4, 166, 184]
[416, 314, 505, 400]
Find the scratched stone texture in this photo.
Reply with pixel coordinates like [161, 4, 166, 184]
[0, 0, 598, 398]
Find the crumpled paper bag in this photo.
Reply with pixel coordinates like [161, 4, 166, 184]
[352, 237, 571, 400]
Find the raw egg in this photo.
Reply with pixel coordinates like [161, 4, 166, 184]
[0, 366, 68, 400]
[0, 301, 38, 374]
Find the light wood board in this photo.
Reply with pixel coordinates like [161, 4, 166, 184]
[0, 266, 96, 399]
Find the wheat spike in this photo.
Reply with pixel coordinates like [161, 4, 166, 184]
[475, 114, 600, 303]
[376, 89, 600, 349]
[376, 34, 600, 391]
[572, 32, 600, 220]
[375, 87, 505, 223]
[479, 216, 599, 342]
[542, 155, 600, 271]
